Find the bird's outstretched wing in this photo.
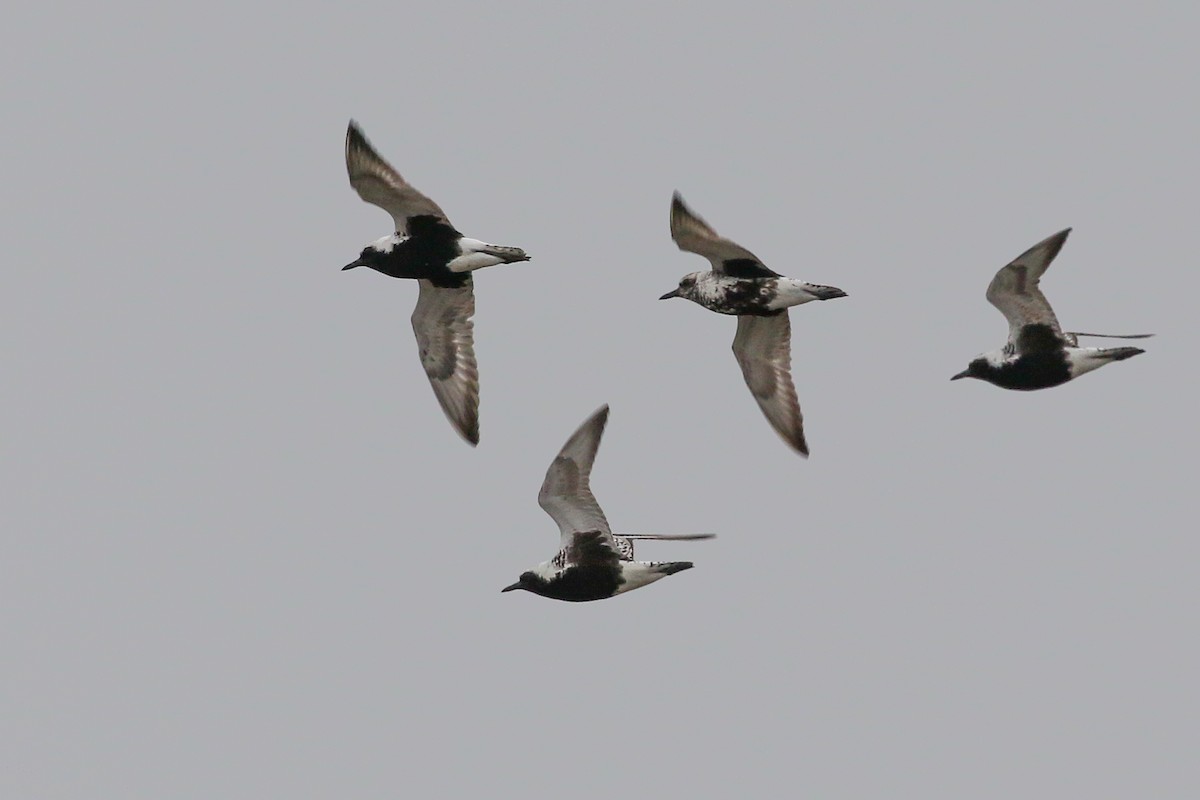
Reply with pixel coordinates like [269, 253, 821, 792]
[732, 313, 808, 455]
[612, 533, 716, 560]
[538, 406, 619, 558]
[410, 279, 479, 445]
[985, 228, 1070, 353]
[346, 120, 451, 233]
[670, 192, 780, 279]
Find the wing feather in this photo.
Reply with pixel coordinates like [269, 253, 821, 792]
[670, 193, 779, 278]
[985, 228, 1070, 351]
[538, 406, 617, 553]
[732, 313, 808, 456]
[410, 279, 479, 445]
[346, 120, 451, 233]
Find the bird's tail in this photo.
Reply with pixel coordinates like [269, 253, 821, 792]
[651, 561, 694, 576]
[478, 243, 530, 263]
[1094, 346, 1146, 362]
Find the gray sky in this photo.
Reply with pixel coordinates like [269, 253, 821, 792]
[4, 2, 1198, 797]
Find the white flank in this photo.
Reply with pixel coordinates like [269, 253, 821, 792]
[1065, 348, 1125, 379]
[447, 238, 510, 273]
[612, 562, 672, 595]
[766, 279, 822, 310]
[447, 251, 506, 273]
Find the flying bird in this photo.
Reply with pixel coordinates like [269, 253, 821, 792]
[951, 228, 1152, 390]
[341, 120, 530, 445]
[502, 405, 714, 602]
[661, 192, 847, 456]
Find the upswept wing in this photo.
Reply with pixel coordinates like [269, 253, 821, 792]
[985, 228, 1071, 352]
[732, 313, 808, 456]
[346, 120, 451, 233]
[411, 279, 479, 445]
[670, 192, 780, 278]
[538, 406, 618, 556]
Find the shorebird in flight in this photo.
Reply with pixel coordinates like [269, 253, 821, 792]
[661, 192, 847, 456]
[502, 405, 714, 602]
[342, 120, 530, 444]
[951, 228, 1151, 390]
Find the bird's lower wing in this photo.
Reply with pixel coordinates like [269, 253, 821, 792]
[732, 313, 808, 456]
[410, 279, 480, 445]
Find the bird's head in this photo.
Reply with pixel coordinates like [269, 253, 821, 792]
[501, 572, 539, 594]
[659, 272, 702, 301]
[950, 358, 988, 382]
[342, 234, 403, 271]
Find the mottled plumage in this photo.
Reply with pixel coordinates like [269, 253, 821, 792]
[661, 192, 846, 455]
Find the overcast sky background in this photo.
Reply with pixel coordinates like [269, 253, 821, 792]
[4, 2, 1198, 798]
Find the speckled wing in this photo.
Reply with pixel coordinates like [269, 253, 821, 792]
[346, 120, 451, 233]
[411, 279, 479, 445]
[985, 228, 1071, 352]
[732, 313, 808, 456]
[538, 406, 618, 559]
[670, 192, 779, 278]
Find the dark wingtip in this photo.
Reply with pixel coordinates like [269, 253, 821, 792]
[1044, 227, 1072, 258]
[670, 191, 690, 217]
[659, 561, 694, 576]
[592, 404, 611, 429]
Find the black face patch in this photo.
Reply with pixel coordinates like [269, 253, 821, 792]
[721, 258, 782, 280]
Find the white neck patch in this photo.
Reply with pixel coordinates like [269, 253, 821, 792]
[369, 233, 407, 253]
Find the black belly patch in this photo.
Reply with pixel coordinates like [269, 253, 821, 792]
[983, 351, 1072, 390]
[716, 280, 774, 315]
[531, 565, 624, 602]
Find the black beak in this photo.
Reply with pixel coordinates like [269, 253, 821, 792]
[659, 288, 681, 300]
[342, 259, 366, 271]
[950, 369, 971, 381]
[501, 582, 522, 593]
